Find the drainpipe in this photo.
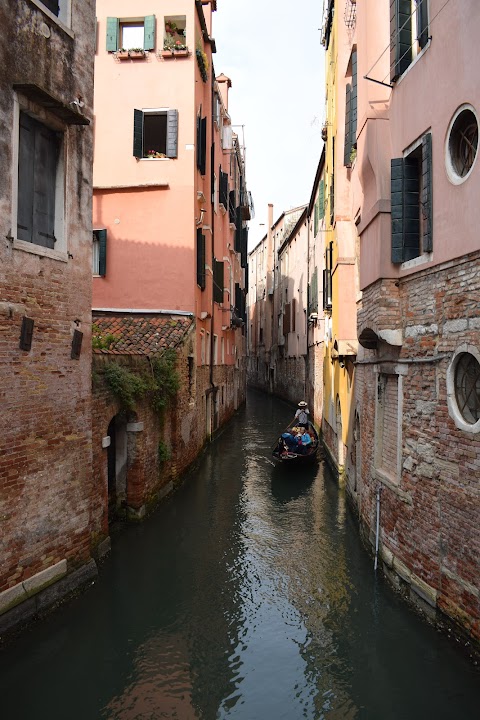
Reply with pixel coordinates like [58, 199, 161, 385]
[374, 485, 382, 572]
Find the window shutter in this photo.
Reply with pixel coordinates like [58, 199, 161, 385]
[17, 113, 35, 243]
[211, 143, 215, 200]
[314, 197, 318, 236]
[220, 170, 228, 208]
[292, 298, 296, 333]
[235, 207, 242, 252]
[228, 190, 236, 223]
[200, 117, 207, 175]
[213, 259, 224, 304]
[133, 109, 144, 158]
[421, 133, 433, 253]
[391, 157, 405, 263]
[318, 179, 325, 219]
[344, 83, 352, 165]
[390, 0, 411, 82]
[106, 17, 119, 52]
[240, 227, 248, 268]
[97, 229, 107, 276]
[166, 109, 178, 158]
[196, 229, 206, 289]
[283, 304, 291, 336]
[144, 15, 156, 51]
[351, 49, 357, 146]
[403, 157, 420, 260]
[33, 124, 58, 249]
[417, 0, 429, 49]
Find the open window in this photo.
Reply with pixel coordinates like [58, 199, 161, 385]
[391, 132, 432, 263]
[390, 0, 429, 82]
[133, 109, 178, 159]
[92, 229, 107, 276]
[106, 16, 155, 52]
[163, 15, 187, 51]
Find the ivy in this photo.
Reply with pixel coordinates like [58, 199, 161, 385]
[157, 440, 171, 463]
[102, 350, 180, 417]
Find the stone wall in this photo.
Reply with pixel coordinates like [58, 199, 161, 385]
[354, 251, 480, 643]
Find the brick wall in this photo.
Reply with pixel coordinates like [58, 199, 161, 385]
[0, 0, 96, 598]
[354, 251, 480, 642]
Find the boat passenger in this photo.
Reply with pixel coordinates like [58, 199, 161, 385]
[301, 431, 312, 450]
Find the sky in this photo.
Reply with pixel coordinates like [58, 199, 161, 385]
[212, 0, 326, 250]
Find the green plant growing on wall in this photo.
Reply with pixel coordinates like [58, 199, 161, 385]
[102, 349, 180, 416]
[157, 440, 171, 463]
[196, 46, 208, 82]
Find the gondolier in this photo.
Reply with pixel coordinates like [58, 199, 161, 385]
[294, 401, 310, 428]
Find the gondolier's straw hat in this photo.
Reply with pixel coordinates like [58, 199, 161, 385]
[298, 401, 307, 407]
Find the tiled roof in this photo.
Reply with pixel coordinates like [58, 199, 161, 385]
[92, 313, 194, 355]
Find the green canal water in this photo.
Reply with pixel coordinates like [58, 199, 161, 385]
[0, 391, 478, 719]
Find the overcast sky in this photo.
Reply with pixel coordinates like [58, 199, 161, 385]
[213, 0, 326, 249]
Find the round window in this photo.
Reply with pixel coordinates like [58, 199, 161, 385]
[454, 352, 480, 425]
[446, 106, 478, 183]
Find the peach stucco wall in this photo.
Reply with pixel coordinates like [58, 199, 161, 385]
[93, 2, 198, 311]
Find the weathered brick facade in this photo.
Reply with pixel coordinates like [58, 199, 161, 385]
[354, 251, 480, 643]
[0, 0, 97, 630]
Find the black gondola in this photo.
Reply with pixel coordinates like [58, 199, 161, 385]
[272, 421, 319, 464]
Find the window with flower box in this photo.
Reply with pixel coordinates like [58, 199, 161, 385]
[133, 108, 178, 159]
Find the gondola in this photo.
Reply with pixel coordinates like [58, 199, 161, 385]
[272, 421, 319, 464]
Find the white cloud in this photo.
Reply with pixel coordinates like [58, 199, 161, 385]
[213, 0, 326, 247]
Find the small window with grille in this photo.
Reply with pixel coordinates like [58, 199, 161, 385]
[447, 346, 480, 433]
[446, 105, 478, 184]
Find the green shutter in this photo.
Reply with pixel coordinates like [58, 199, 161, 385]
[391, 157, 405, 263]
[143, 15, 156, 50]
[390, 0, 411, 82]
[344, 83, 352, 165]
[133, 109, 143, 158]
[314, 198, 318, 237]
[351, 49, 357, 145]
[421, 133, 433, 253]
[213, 260, 224, 304]
[197, 229, 206, 289]
[106, 17, 119, 52]
[318, 179, 325, 219]
[166, 109, 178, 158]
[98, 229, 107, 276]
[403, 157, 420, 260]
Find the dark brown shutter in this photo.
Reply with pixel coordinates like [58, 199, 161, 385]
[283, 303, 291, 335]
[421, 133, 433, 253]
[196, 229, 206, 289]
[133, 109, 144, 158]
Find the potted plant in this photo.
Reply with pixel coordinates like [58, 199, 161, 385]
[173, 40, 189, 55]
[321, 124, 328, 141]
[147, 150, 166, 159]
[165, 20, 178, 36]
[116, 48, 129, 59]
[129, 47, 146, 58]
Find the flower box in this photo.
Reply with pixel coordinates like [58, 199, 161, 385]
[116, 50, 129, 60]
[129, 50, 146, 59]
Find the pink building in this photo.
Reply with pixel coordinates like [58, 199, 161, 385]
[349, 0, 480, 643]
[92, 2, 250, 525]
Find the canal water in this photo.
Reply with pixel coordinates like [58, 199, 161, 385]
[1, 391, 479, 719]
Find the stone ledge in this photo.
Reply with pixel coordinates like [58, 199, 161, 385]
[0, 559, 67, 615]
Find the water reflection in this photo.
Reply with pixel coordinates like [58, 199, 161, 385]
[0, 391, 478, 720]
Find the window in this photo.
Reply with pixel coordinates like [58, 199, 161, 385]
[391, 132, 432, 263]
[41, 0, 59, 16]
[323, 242, 333, 310]
[447, 346, 480, 433]
[213, 259, 224, 304]
[196, 229, 206, 290]
[92, 229, 107, 276]
[106, 16, 155, 52]
[196, 114, 207, 175]
[219, 170, 229, 210]
[164, 16, 186, 50]
[446, 105, 479, 184]
[17, 111, 63, 250]
[344, 48, 357, 166]
[390, 0, 429, 82]
[309, 266, 318, 314]
[374, 364, 407, 484]
[34, 0, 71, 27]
[133, 109, 178, 159]
[213, 335, 218, 365]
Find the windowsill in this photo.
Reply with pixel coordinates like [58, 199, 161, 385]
[374, 467, 412, 504]
[401, 252, 432, 271]
[140, 157, 170, 161]
[394, 39, 431, 88]
[27, 0, 74, 38]
[13, 238, 68, 263]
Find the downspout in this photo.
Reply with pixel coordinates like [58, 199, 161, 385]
[374, 485, 382, 571]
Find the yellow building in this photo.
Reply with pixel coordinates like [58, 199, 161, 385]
[321, 0, 358, 478]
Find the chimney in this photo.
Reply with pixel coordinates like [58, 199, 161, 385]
[216, 74, 231, 113]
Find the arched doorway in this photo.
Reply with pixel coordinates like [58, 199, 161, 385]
[107, 414, 128, 522]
